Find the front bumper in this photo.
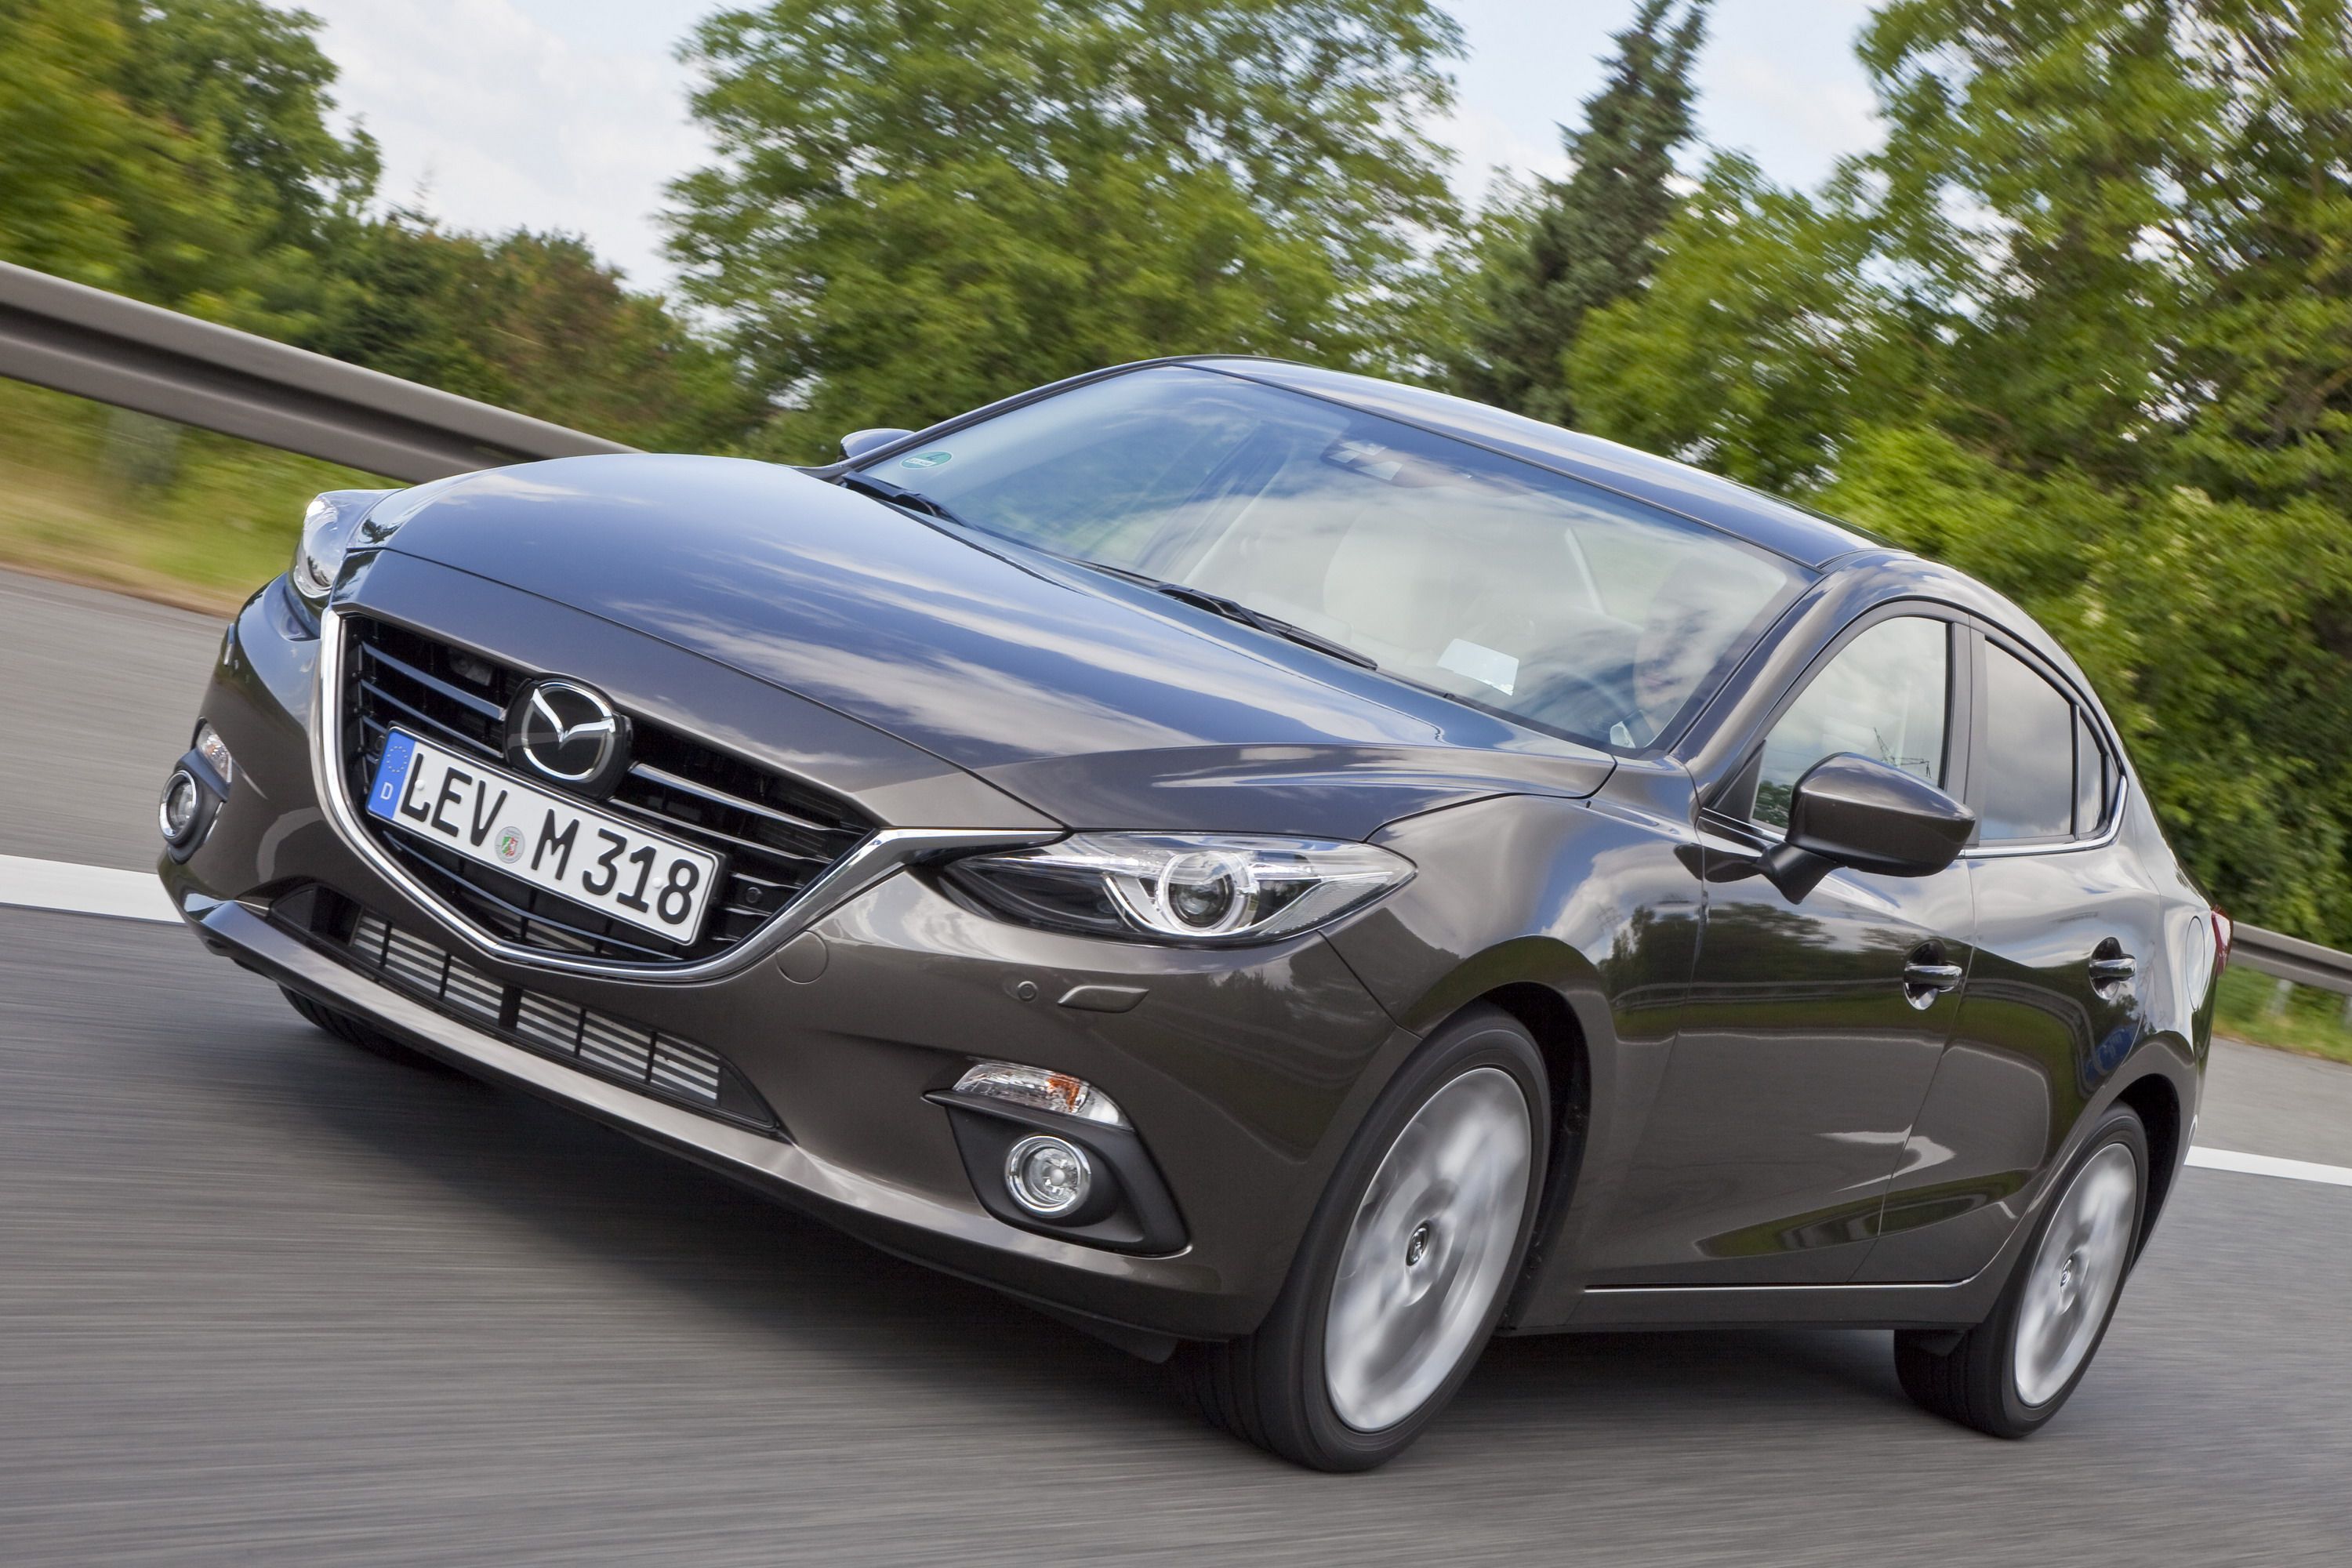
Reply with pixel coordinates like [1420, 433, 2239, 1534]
[163, 576, 1417, 1344]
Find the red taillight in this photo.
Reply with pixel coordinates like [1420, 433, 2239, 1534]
[2211, 907, 2233, 975]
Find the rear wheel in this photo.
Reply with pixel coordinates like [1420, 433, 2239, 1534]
[1894, 1104, 2147, 1438]
[1175, 1006, 1547, 1471]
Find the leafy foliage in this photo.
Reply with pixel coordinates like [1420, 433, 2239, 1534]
[1451, 0, 1708, 424]
[0, 0, 754, 450]
[5, 0, 2351, 945]
[1569, 0, 2352, 941]
[666, 0, 1465, 456]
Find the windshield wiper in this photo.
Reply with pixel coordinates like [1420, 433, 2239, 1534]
[837, 470, 975, 528]
[1079, 562, 1378, 671]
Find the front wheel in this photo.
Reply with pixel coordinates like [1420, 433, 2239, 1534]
[1895, 1103, 2147, 1438]
[280, 985, 444, 1071]
[1175, 1006, 1548, 1471]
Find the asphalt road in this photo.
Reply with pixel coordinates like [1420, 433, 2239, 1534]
[3, 568, 2348, 1565]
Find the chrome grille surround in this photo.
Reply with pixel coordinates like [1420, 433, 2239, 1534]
[310, 601, 1062, 983]
[337, 612, 872, 967]
[328, 904, 778, 1130]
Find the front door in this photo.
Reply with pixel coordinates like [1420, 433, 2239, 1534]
[1585, 611, 1978, 1286]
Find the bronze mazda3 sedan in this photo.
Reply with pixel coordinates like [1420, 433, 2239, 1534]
[158, 359, 2220, 1469]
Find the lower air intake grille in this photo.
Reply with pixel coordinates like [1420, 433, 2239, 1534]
[315, 900, 779, 1132]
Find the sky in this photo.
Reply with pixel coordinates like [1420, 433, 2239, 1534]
[299, 0, 1885, 295]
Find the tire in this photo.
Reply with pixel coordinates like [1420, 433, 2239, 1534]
[1174, 1005, 1548, 1471]
[1894, 1103, 2148, 1439]
[281, 985, 416, 1058]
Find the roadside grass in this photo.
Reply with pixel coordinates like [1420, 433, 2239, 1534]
[2215, 963, 2352, 1068]
[0, 380, 386, 615]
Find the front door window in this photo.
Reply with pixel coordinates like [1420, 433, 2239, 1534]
[1753, 615, 1950, 831]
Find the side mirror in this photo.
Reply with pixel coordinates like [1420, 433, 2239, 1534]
[1761, 753, 1976, 900]
[839, 427, 914, 460]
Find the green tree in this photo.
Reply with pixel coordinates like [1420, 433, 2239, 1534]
[666, 0, 1465, 455]
[1570, 0, 2352, 942]
[0, 0, 376, 331]
[1, 1, 757, 451]
[1571, 154, 1907, 492]
[116, 0, 380, 257]
[0, 0, 144, 287]
[1453, 0, 1708, 424]
[307, 216, 764, 452]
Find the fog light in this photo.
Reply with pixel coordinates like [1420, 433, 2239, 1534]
[159, 769, 201, 844]
[1005, 1134, 1091, 1217]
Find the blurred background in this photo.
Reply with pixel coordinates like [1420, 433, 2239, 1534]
[7, 0, 2347, 1042]
[5, 5, 2352, 1561]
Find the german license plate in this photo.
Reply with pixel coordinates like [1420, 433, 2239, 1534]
[365, 729, 723, 943]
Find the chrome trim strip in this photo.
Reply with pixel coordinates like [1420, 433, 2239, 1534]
[312, 603, 1060, 983]
[1708, 775, 2133, 864]
[1959, 775, 2132, 860]
[624, 759, 841, 837]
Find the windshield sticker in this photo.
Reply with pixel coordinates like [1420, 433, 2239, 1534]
[1439, 638, 1519, 695]
[901, 451, 952, 470]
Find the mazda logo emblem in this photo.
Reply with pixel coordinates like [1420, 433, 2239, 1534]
[504, 678, 630, 795]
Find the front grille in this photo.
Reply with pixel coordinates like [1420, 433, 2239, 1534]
[339, 615, 872, 966]
[283, 889, 779, 1131]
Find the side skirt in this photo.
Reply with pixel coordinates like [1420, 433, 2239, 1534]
[1516, 1232, 2046, 1334]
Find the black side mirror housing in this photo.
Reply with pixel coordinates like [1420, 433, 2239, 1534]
[839, 427, 915, 460]
[1761, 753, 1976, 899]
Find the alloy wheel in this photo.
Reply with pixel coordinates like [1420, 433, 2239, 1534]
[2012, 1142, 2139, 1406]
[1323, 1066, 1534, 1432]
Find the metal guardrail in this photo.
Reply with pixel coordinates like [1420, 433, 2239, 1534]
[2234, 924, 2352, 998]
[8, 262, 2352, 1007]
[0, 261, 631, 482]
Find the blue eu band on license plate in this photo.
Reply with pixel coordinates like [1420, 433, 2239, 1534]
[363, 728, 723, 944]
[367, 731, 420, 821]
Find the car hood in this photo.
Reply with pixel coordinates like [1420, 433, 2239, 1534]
[374, 455, 1612, 837]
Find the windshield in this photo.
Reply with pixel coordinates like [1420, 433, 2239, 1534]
[854, 365, 1806, 751]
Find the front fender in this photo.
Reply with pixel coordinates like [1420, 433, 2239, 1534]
[1322, 770, 1705, 1326]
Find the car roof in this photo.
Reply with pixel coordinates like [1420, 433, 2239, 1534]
[1178, 357, 1882, 571]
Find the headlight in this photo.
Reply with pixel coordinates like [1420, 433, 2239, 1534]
[942, 833, 1413, 945]
[290, 488, 400, 604]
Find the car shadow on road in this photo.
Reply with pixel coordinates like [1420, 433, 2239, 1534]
[267, 1014, 1185, 1397]
[266, 1011, 1918, 1461]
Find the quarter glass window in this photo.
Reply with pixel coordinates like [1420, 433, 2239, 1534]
[2073, 710, 2109, 835]
[1754, 617, 1949, 831]
[1980, 645, 2077, 840]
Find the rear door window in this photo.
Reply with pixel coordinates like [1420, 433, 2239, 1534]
[1978, 644, 2077, 841]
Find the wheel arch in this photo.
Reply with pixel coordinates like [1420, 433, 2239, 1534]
[1475, 981, 1594, 1322]
[2114, 1068, 2183, 1250]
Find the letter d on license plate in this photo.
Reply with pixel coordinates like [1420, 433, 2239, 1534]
[365, 728, 724, 944]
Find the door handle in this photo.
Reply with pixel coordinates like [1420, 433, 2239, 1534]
[2089, 953, 2137, 995]
[1902, 944, 1965, 1009]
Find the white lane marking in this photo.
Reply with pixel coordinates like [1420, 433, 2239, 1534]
[2185, 1145, 2352, 1189]
[0, 854, 178, 924]
[6, 855, 2352, 1189]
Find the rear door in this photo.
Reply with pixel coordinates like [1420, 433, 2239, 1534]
[1585, 608, 1979, 1286]
[1859, 630, 2164, 1282]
